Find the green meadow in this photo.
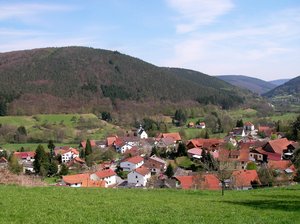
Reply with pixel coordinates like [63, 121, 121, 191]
[0, 185, 299, 224]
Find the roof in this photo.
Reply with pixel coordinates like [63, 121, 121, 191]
[134, 166, 150, 176]
[81, 179, 106, 188]
[203, 174, 220, 190]
[175, 176, 194, 189]
[62, 173, 90, 185]
[123, 146, 139, 156]
[106, 136, 117, 146]
[14, 152, 35, 159]
[238, 149, 250, 162]
[123, 155, 144, 164]
[268, 160, 292, 170]
[94, 169, 116, 179]
[149, 155, 166, 165]
[187, 148, 202, 156]
[187, 138, 224, 149]
[160, 137, 176, 146]
[264, 138, 291, 154]
[232, 170, 260, 187]
[55, 147, 79, 156]
[244, 121, 254, 126]
[157, 132, 181, 141]
[80, 140, 96, 148]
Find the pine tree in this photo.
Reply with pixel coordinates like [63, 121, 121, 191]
[150, 146, 158, 156]
[48, 160, 58, 176]
[33, 145, 49, 176]
[165, 164, 174, 178]
[60, 164, 69, 176]
[47, 140, 55, 158]
[8, 154, 22, 174]
[177, 142, 187, 157]
[85, 139, 93, 156]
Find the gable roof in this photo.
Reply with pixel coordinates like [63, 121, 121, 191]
[187, 147, 202, 156]
[106, 136, 118, 146]
[232, 170, 260, 187]
[268, 160, 292, 170]
[149, 155, 166, 165]
[123, 155, 144, 164]
[134, 166, 150, 176]
[157, 133, 181, 141]
[244, 121, 254, 126]
[80, 140, 96, 149]
[62, 173, 90, 185]
[14, 152, 35, 159]
[203, 174, 220, 190]
[94, 169, 116, 179]
[264, 138, 291, 154]
[175, 176, 194, 189]
[187, 138, 224, 149]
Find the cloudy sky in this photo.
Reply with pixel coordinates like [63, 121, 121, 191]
[0, 0, 299, 80]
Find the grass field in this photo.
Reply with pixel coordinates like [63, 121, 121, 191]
[0, 185, 299, 224]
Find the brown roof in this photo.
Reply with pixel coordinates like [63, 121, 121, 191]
[232, 170, 260, 187]
[94, 169, 116, 179]
[264, 138, 291, 154]
[268, 160, 292, 170]
[124, 155, 144, 164]
[157, 132, 181, 141]
[14, 152, 35, 159]
[238, 149, 250, 162]
[62, 173, 90, 185]
[187, 138, 224, 149]
[81, 140, 96, 148]
[106, 136, 118, 146]
[134, 166, 150, 176]
[203, 174, 220, 190]
[175, 176, 194, 189]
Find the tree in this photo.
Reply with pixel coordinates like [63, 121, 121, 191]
[291, 115, 300, 141]
[165, 163, 174, 178]
[294, 169, 300, 183]
[0, 150, 8, 159]
[258, 166, 274, 187]
[47, 140, 55, 158]
[174, 109, 187, 126]
[292, 148, 300, 169]
[177, 142, 187, 157]
[48, 160, 58, 176]
[236, 119, 244, 127]
[246, 162, 257, 170]
[150, 146, 158, 156]
[204, 130, 210, 139]
[85, 139, 93, 156]
[8, 154, 22, 174]
[79, 148, 85, 159]
[33, 145, 50, 176]
[216, 162, 233, 196]
[101, 111, 112, 122]
[59, 163, 69, 176]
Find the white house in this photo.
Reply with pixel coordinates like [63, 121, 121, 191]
[196, 122, 206, 129]
[90, 169, 117, 187]
[137, 125, 148, 139]
[120, 155, 144, 171]
[61, 148, 79, 163]
[119, 143, 133, 154]
[128, 166, 151, 187]
[244, 122, 255, 131]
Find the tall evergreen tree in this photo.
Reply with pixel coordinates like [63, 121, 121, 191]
[47, 140, 55, 158]
[85, 139, 93, 156]
[236, 119, 244, 127]
[33, 145, 49, 176]
[59, 163, 69, 176]
[177, 142, 187, 157]
[165, 163, 174, 178]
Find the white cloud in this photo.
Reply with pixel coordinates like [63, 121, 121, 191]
[166, 0, 234, 33]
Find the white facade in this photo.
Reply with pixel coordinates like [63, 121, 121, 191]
[120, 143, 133, 154]
[62, 151, 79, 163]
[90, 173, 117, 187]
[120, 160, 144, 172]
[139, 130, 148, 139]
[128, 170, 151, 187]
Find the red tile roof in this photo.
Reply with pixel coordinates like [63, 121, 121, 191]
[134, 166, 150, 176]
[203, 174, 220, 190]
[187, 138, 224, 149]
[62, 173, 90, 185]
[232, 170, 260, 187]
[268, 160, 292, 170]
[106, 136, 117, 146]
[124, 155, 144, 164]
[94, 169, 116, 179]
[157, 132, 182, 141]
[80, 140, 96, 149]
[14, 152, 35, 160]
[238, 149, 250, 162]
[264, 138, 291, 154]
[175, 176, 194, 189]
[187, 147, 202, 156]
[244, 121, 254, 126]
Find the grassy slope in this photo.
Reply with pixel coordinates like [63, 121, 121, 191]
[0, 185, 299, 224]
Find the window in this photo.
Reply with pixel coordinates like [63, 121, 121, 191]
[136, 176, 138, 178]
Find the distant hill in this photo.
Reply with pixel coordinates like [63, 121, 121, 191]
[269, 79, 290, 86]
[0, 47, 250, 115]
[217, 75, 276, 95]
[263, 76, 300, 98]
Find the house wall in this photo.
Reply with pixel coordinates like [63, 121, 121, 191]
[62, 152, 79, 163]
[128, 171, 150, 186]
[139, 131, 148, 139]
[144, 159, 166, 174]
[120, 161, 144, 171]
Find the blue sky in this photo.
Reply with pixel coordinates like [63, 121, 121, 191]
[0, 0, 299, 80]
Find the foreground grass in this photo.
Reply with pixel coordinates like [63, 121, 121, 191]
[0, 185, 299, 224]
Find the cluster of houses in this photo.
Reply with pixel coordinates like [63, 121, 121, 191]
[0, 122, 298, 191]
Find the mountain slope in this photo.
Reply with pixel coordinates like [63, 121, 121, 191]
[0, 47, 250, 115]
[263, 76, 300, 97]
[217, 75, 276, 95]
[269, 79, 290, 86]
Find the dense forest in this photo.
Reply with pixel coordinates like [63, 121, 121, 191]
[0, 47, 253, 115]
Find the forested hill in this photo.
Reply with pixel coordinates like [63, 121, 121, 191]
[217, 75, 276, 95]
[263, 76, 300, 98]
[0, 47, 250, 115]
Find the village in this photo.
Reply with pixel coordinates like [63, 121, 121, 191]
[0, 120, 299, 191]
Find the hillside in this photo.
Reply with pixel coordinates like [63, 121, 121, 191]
[217, 75, 276, 95]
[263, 76, 300, 97]
[269, 79, 290, 86]
[0, 47, 250, 115]
[0, 185, 299, 223]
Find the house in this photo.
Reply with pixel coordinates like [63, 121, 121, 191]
[144, 155, 167, 174]
[157, 132, 182, 142]
[187, 122, 194, 128]
[258, 126, 274, 137]
[231, 170, 260, 190]
[14, 152, 35, 162]
[60, 148, 79, 163]
[120, 155, 144, 171]
[90, 169, 117, 187]
[155, 137, 177, 152]
[118, 142, 133, 154]
[175, 176, 195, 189]
[231, 127, 246, 137]
[128, 166, 151, 187]
[262, 138, 296, 160]
[137, 125, 148, 139]
[187, 148, 202, 159]
[244, 122, 255, 131]
[62, 173, 105, 188]
[195, 122, 206, 129]
[106, 135, 118, 147]
[66, 157, 86, 169]
[202, 174, 221, 190]
[186, 138, 224, 150]
[268, 160, 294, 173]
[249, 148, 265, 162]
